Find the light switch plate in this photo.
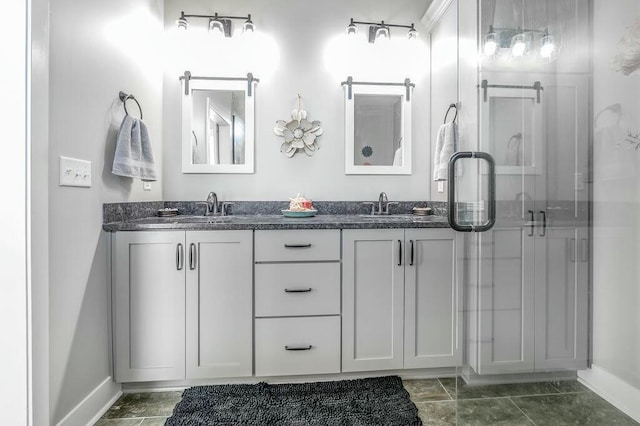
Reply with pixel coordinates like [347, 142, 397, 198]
[59, 156, 92, 187]
[437, 181, 444, 193]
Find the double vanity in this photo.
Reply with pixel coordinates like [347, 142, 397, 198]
[104, 201, 461, 385]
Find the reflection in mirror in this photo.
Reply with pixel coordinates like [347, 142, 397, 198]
[191, 89, 246, 166]
[182, 77, 255, 174]
[345, 84, 412, 175]
[354, 94, 403, 166]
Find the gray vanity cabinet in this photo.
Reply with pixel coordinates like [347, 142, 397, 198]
[111, 230, 253, 383]
[185, 231, 253, 379]
[470, 226, 588, 375]
[112, 231, 186, 382]
[342, 228, 461, 372]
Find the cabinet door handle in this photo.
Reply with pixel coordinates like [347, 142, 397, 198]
[189, 243, 196, 270]
[580, 238, 589, 262]
[528, 210, 535, 236]
[284, 288, 312, 293]
[539, 211, 546, 236]
[409, 240, 414, 266]
[398, 240, 402, 266]
[284, 243, 312, 249]
[176, 243, 184, 270]
[285, 345, 312, 351]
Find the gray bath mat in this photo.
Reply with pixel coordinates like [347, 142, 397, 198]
[165, 376, 422, 425]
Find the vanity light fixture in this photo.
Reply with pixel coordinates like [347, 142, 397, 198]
[346, 18, 418, 43]
[176, 11, 255, 37]
[482, 26, 557, 59]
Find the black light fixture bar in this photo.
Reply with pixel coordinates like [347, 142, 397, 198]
[347, 18, 417, 43]
[350, 20, 414, 30]
[181, 13, 251, 20]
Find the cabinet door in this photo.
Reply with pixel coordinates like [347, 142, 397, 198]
[186, 231, 253, 379]
[404, 229, 462, 368]
[534, 227, 588, 371]
[476, 228, 536, 374]
[342, 229, 405, 372]
[112, 231, 186, 382]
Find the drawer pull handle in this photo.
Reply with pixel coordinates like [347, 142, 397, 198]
[284, 288, 312, 293]
[284, 243, 312, 248]
[285, 345, 313, 351]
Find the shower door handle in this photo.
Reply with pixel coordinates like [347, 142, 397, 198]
[448, 151, 496, 232]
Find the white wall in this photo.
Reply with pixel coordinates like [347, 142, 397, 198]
[163, 0, 431, 202]
[587, 0, 640, 413]
[48, 0, 164, 423]
[0, 1, 29, 423]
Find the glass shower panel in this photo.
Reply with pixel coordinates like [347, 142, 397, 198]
[452, 1, 593, 422]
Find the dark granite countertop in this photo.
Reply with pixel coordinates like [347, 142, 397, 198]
[103, 213, 450, 232]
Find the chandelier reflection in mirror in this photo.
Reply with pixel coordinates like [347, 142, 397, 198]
[483, 25, 557, 60]
[346, 18, 418, 43]
[177, 11, 255, 37]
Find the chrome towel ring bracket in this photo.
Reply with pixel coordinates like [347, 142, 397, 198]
[119, 91, 143, 120]
[443, 103, 457, 124]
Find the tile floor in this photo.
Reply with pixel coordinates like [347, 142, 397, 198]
[97, 378, 638, 425]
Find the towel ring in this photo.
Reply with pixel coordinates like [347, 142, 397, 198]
[444, 103, 457, 124]
[119, 91, 143, 120]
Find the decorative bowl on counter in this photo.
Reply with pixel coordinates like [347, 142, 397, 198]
[282, 209, 317, 218]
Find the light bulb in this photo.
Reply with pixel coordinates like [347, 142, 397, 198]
[375, 26, 389, 42]
[209, 18, 224, 37]
[407, 25, 418, 41]
[510, 34, 526, 57]
[483, 31, 498, 56]
[540, 34, 555, 58]
[346, 19, 358, 36]
[242, 15, 255, 35]
[177, 12, 188, 30]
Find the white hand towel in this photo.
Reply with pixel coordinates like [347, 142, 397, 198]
[112, 114, 158, 181]
[433, 121, 457, 181]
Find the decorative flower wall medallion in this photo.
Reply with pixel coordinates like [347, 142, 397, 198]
[274, 95, 323, 157]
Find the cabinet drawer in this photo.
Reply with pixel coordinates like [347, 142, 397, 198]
[255, 263, 340, 317]
[255, 230, 340, 262]
[255, 316, 340, 376]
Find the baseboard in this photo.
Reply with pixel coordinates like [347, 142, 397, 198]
[55, 376, 121, 426]
[461, 368, 577, 386]
[121, 368, 459, 393]
[578, 365, 640, 423]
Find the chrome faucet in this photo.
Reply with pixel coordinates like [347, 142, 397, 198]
[206, 192, 219, 215]
[378, 192, 389, 214]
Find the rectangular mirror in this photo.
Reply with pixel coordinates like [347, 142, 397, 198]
[345, 84, 412, 175]
[182, 78, 255, 173]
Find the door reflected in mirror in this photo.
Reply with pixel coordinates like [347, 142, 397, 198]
[182, 77, 255, 174]
[354, 94, 403, 166]
[344, 83, 412, 175]
[191, 89, 246, 166]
